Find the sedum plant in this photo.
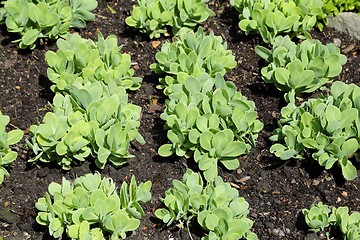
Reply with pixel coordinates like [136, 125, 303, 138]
[303, 202, 360, 240]
[35, 172, 152, 239]
[125, 0, 215, 38]
[158, 74, 263, 181]
[26, 81, 144, 169]
[322, 0, 360, 16]
[0, 0, 97, 49]
[150, 27, 237, 95]
[255, 36, 347, 103]
[0, 112, 23, 185]
[46, 32, 142, 92]
[303, 202, 332, 232]
[270, 81, 360, 180]
[230, 0, 327, 43]
[155, 169, 258, 240]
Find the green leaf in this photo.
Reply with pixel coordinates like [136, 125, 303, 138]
[200, 131, 214, 152]
[6, 129, 23, 145]
[221, 142, 247, 157]
[255, 45, 272, 61]
[21, 29, 40, 46]
[205, 213, 219, 231]
[274, 68, 290, 85]
[339, 158, 357, 181]
[158, 144, 173, 157]
[340, 139, 358, 157]
[221, 158, 240, 170]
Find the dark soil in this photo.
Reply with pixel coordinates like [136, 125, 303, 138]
[0, 1, 360, 239]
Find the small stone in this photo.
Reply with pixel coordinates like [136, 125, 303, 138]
[305, 233, 320, 240]
[333, 38, 341, 47]
[272, 228, 286, 237]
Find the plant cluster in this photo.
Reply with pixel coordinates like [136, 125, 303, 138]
[0, 111, 23, 185]
[125, 0, 215, 38]
[230, 0, 327, 43]
[150, 27, 237, 95]
[155, 169, 258, 240]
[150, 27, 262, 181]
[158, 74, 263, 181]
[46, 32, 142, 92]
[255, 35, 347, 103]
[0, 0, 98, 49]
[303, 202, 360, 239]
[35, 172, 152, 239]
[26, 33, 144, 170]
[322, 0, 360, 16]
[270, 81, 360, 180]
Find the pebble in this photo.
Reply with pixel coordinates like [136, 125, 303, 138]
[333, 38, 342, 47]
[305, 233, 320, 240]
[272, 228, 286, 237]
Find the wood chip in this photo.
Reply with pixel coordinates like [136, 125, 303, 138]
[342, 44, 355, 54]
[151, 40, 161, 48]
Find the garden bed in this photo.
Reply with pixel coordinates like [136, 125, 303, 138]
[0, 0, 360, 239]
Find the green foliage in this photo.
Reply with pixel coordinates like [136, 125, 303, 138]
[255, 36, 347, 103]
[150, 27, 237, 95]
[302, 202, 331, 231]
[0, 112, 23, 185]
[125, 0, 215, 38]
[270, 81, 360, 180]
[304, 202, 360, 240]
[322, 0, 360, 16]
[46, 32, 142, 92]
[158, 74, 263, 181]
[230, 0, 327, 43]
[0, 0, 97, 49]
[26, 81, 144, 169]
[35, 172, 152, 239]
[155, 169, 258, 240]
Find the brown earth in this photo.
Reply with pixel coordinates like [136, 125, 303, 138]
[0, 0, 360, 239]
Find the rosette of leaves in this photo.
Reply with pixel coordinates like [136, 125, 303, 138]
[150, 27, 237, 95]
[329, 206, 360, 240]
[230, 0, 327, 43]
[0, 0, 97, 49]
[302, 202, 332, 232]
[270, 81, 360, 180]
[255, 36, 347, 103]
[158, 74, 263, 181]
[155, 169, 258, 240]
[46, 32, 142, 92]
[26, 81, 144, 169]
[304, 202, 360, 240]
[35, 172, 152, 239]
[0, 112, 23, 185]
[322, 0, 360, 16]
[125, 0, 214, 38]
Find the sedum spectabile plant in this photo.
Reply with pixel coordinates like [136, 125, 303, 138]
[0, 0, 98, 49]
[35, 172, 152, 239]
[230, 0, 327, 43]
[155, 169, 258, 240]
[0, 112, 23, 185]
[322, 0, 360, 16]
[303, 202, 360, 240]
[26, 81, 144, 169]
[158, 74, 263, 181]
[270, 81, 360, 180]
[125, 0, 214, 38]
[255, 35, 347, 103]
[46, 32, 142, 92]
[150, 27, 237, 95]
